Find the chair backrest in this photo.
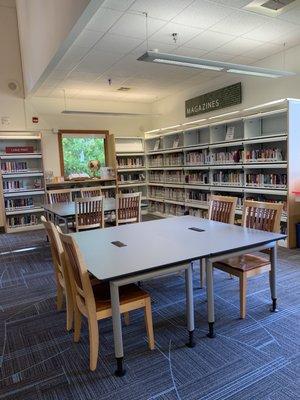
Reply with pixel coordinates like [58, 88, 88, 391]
[41, 215, 65, 286]
[47, 189, 72, 204]
[116, 192, 141, 225]
[75, 196, 104, 231]
[59, 232, 95, 315]
[242, 200, 283, 233]
[208, 195, 237, 225]
[80, 186, 102, 198]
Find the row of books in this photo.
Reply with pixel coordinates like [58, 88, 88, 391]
[245, 173, 287, 188]
[8, 214, 40, 228]
[149, 171, 165, 182]
[244, 148, 285, 162]
[164, 153, 184, 166]
[148, 154, 164, 167]
[1, 161, 28, 172]
[186, 150, 210, 165]
[186, 172, 209, 185]
[148, 200, 164, 214]
[117, 156, 144, 168]
[3, 179, 42, 191]
[211, 150, 243, 164]
[149, 187, 165, 198]
[212, 172, 244, 186]
[189, 207, 206, 218]
[165, 188, 185, 201]
[186, 190, 209, 204]
[165, 171, 185, 183]
[165, 203, 185, 216]
[118, 173, 145, 183]
[4, 197, 35, 210]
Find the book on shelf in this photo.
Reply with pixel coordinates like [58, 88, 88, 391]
[153, 139, 160, 151]
[8, 214, 40, 228]
[173, 136, 180, 148]
[1, 161, 28, 172]
[225, 126, 235, 141]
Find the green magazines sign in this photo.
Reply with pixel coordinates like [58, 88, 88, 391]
[185, 82, 242, 118]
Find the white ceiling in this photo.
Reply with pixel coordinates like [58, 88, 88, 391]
[34, 0, 300, 103]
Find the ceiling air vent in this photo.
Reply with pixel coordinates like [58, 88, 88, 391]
[261, 0, 296, 10]
[117, 87, 131, 91]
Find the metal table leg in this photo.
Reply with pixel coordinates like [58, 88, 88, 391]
[185, 263, 195, 348]
[110, 281, 125, 377]
[206, 258, 215, 338]
[270, 243, 278, 312]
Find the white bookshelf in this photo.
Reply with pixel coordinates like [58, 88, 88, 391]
[115, 137, 147, 198]
[0, 133, 45, 233]
[145, 99, 300, 248]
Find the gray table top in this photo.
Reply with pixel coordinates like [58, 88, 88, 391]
[71, 216, 286, 281]
[43, 198, 147, 217]
[44, 198, 115, 217]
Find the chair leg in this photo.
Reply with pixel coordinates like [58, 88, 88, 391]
[56, 285, 64, 311]
[144, 297, 155, 350]
[74, 306, 82, 342]
[88, 317, 99, 371]
[239, 273, 247, 319]
[229, 274, 234, 279]
[66, 294, 74, 331]
[200, 260, 205, 289]
[124, 311, 130, 326]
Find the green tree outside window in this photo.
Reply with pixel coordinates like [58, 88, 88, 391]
[62, 137, 106, 176]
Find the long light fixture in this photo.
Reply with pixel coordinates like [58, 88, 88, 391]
[182, 118, 207, 126]
[209, 110, 240, 120]
[138, 51, 295, 79]
[62, 110, 157, 116]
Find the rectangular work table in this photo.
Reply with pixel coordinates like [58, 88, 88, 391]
[72, 215, 285, 376]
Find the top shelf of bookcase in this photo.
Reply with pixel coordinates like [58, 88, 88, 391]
[0, 134, 41, 140]
[0, 153, 43, 160]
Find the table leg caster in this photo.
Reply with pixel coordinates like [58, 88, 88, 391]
[270, 298, 278, 313]
[207, 322, 216, 338]
[186, 330, 196, 348]
[114, 357, 126, 377]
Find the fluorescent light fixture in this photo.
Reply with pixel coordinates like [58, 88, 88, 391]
[144, 128, 161, 134]
[243, 99, 286, 111]
[138, 51, 295, 78]
[160, 124, 181, 131]
[209, 111, 240, 120]
[154, 58, 223, 71]
[182, 118, 207, 126]
[227, 69, 280, 78]
[62, 110, 157, 116]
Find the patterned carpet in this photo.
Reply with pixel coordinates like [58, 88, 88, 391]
[0, 219, 299, 400]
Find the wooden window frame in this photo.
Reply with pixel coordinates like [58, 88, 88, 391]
[58, 130, 109, 178]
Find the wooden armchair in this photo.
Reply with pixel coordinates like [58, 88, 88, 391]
[200, 195, 238, 287]
[213, 200, 283, 319]
[59, 232, 155, 371]
[80, 187, 102, 198]
[116, 192, 141, 225]
[41, 216, 73, 331]
[47, 189, 72, 204]
[75, 196, 104, 231]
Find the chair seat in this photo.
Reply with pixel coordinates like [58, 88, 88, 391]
[92, 282, 149, 311]
[214, 254, 270, 272]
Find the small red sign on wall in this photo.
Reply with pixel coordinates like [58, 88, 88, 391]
[5, 146, 34, 154]
[32, 116, 39, 123]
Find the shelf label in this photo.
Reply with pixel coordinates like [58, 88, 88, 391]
[185, 83, 242, 117]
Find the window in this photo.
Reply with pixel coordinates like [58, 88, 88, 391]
[58, 130, 108, 177]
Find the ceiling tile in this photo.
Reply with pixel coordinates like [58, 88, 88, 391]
[103, 0, 136, 11]
[243, 19, 298, 43]
[203, 51, 235, 62]
[211, 10, 268, 36]
[131, 40, 178, 56]
[149, 22, 201, 46]
[246, 42, 285, 60]
[184, 30, 235, 51]
[73, 29, 105, 48]
[173, 46, 208, 57]
[86, 8, 123, 32]
[56, 45, 88, 70]
[109, 13, 167, 39]
[129, 0, 194, 20]
[93, 33, 143, 54]
[75, 50, 121, 74]
[278, 5, 300, 25]
[209, 0, 253, 8]
[229, 55, 257, 64]
[218, 37, 263, 56]
[172, 0, 235, 29]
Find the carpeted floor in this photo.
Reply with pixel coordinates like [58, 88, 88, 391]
[0, 219, 299, 400]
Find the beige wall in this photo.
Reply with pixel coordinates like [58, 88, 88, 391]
[16, 0, 91, 94]
[151, 44, 300, 128]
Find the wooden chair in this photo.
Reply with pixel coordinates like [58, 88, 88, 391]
[213, 200, 283, 319]
[200, 195, 238, 288]
[47, 189, 72, 204]
[59, 232, 155, 371]
[116, 192, 141, 225]
[75, 196, 104, 232]
[41, 216, 74, 331]
[80, 187, 102, 198]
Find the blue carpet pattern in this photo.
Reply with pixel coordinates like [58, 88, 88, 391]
[0, 220, 299, 400]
